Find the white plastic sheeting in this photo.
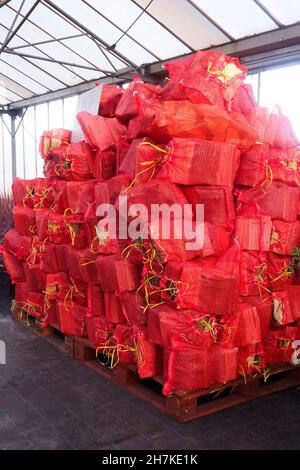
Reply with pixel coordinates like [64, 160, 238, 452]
[1, 0, 299, 105]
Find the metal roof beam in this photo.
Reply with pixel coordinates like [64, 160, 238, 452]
[8, 67, 135, 109]
[43, 0, 137, 68]
[82, 0, 160, 61]
[10, 33, 86, 50]
[187, 0, 235, 41]
[0, 0, 41, 53]
[147, 22, 300, 76]
[130, 0, 194, 52]
[6, 3, 99, 80]
[3, 49, 112, 74]
[0, 0, 11, 7]
[253, 0, 283, 28]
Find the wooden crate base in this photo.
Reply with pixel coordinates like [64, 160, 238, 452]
[11, 307, 300, 422]
[72, 336, 300, 422]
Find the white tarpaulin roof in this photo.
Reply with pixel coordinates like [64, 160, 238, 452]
[1, 0, 300, 106]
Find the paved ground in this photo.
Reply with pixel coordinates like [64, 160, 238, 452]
[1, 277, 300, 450]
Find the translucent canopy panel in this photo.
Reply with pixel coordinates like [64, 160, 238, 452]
[192, 0, 277, 38]
[258, 0, 300, 26]
[134, 0, 230, 48]
[0, 0, 291, 106]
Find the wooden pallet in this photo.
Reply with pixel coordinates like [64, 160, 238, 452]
[72, 336, 300, 422]
[12, 307, 300, 422]
[11, 307, 74, 356]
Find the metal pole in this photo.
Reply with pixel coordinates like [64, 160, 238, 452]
[10, 112, 16, 180]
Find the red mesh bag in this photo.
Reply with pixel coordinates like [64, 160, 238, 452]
[92, 149, 116, 181]
[192, 267, 237, 315]
[177, 262, 238, 315]
[76, 112, 127, 151]
[2, 250, 25, 283]
[133, 326, 163, 379]
[113, 324, 136, 365]
[244, 296, 273, 338]
[35, 209, 50, 241]
[43, 147, 66, 179]
[44, 272, 70, 301]
[116, 136, 131, 172]
[12, 177, 37, 208]
[267, 148, 300, 186]
[47, 213, 70, 245]
[183, 185, 235, 230]
[272, 291, 295, 326]
[147, 306, 166, 345]
[142, 138, 240, 186]
[87, 284, 105, 317]
[98, 84, 123, 117]
[95, 174, 129, 206]
[54, 244, 68, 272]
[266, 253, 293, 292]
[264, 110, 299, 149]
[26, 292, 45, 319]
[235, 145, 267, 187]
[143, 218, 229, 263]
[288, 286, 300, 321]
[57, 302, 86, 337]
[119, 138, 165, 186]
[39, 128, 71, 158]
[13, 207, 36, 237]
[163, 336, 209, 395]
[3, 229, 31, 260]
[222, 304, 261, 348]
[65, 278, 87, 307]
[237, 183, 300, 222]
[51, 179, 69, 214]
[239, 343, 267, 377]
[165, 51, 247, 109]
[87, 219, 120, 256]
[54, 141, 95, 181]
[235, 215, 272, 251]
[104, 292, 125, 323]
[40, 244, 59, 274]
[270, 220, 300, 255]
[127, 94, 168, 142]
[147, 304, 173, 346]
[15, 281, 28, 302]
[207, 346, 239, 386]
[119, 291, 146, 326]
[12, 177, 53, 209]
[160, 78, 191, 102]
[153, 100, 258, 150]
[24, 264, 46, 293]
[239, 251, 267, 297]
[115, 78, 161, 121]
[63, 212, 87, 250]
[138, 267, 162, 310]
[66, 247, 98, 284]
[96, 255, 141, 292]
[86, 316, 113, 347]
[264, 326, 300, 365]
[125, 179, 188, 216]
[67, 180, 96, 214]
[231, 84, 257, 115]
[41, 299, 58, 327]
[159, 308, 219, 349]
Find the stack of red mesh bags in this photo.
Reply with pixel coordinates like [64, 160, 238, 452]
[3, 51, 300, 396]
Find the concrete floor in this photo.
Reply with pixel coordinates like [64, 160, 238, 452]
[1, 278, 300, 450]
